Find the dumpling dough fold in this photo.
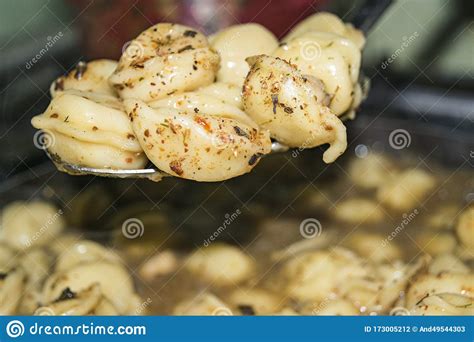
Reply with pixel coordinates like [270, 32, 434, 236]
[124, 97, 271, 181]
[31, 90, 147, 169]
[109, 23, 220, 102]
[242, 55, 347, 163]
[50, 59, 118, 97]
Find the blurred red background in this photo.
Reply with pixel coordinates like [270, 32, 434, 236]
[68, 0, 324, 59]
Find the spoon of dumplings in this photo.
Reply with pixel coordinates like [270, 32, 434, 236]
[37, 1, 393, 182]
[43, 141, 290, 182]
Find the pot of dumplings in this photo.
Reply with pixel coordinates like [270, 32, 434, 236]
[31, 13, 368, 182]
[1, 118, 472, 316]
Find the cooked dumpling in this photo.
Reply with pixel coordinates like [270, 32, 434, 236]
[31, 90, 147, 169]
[428, 254, 470, 275]
[55, 240, 122, 272]
[333, 198, 384, 225]
[50, 59, 118, 97]
[17, 249, 53, 314]
[274, 31, 362, 117]
[124, 97, 271, 181]
[415, 231, 456, 256]
[210, 23, 278, 87]
[228, 288, 281, 315]
[0, 268, 25, 314]
[343, 232, 401, 263]
[109, 23, 220, 102]
[405, 272, 474, 308]
[283, 12, 365, 49]
[42, 261, 141, 315]
[185, 243, 255, 285]
[0, 201, 64, 250]
[456, 206, 473, 249]
[409, 293, 474, 316]
[377, 169, 436, 211]
[242, 55, 347, 163]
[281, 248, 368, 302]
[196, 82, 243, 109]
[348, 153, 397, 190]
[36, 284, 119, 316]
[148, 91, 250, 124]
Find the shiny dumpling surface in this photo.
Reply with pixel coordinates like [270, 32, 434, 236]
[50, 59, 118, 97]
[196, 82, 243, 109]
[31, 90, 147, 169]
[148, 92, 252, 126]
[210, 23, 278, 87]
[125, 96, 271, 181]
[242, 55, 347, 163]
[109, 23, 220, 102]
[283, 12, 365, 49]
[274, 31, 362, 117]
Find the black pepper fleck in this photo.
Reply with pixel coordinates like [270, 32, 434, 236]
[271, 94, 279, 114]
[183, 30, 198, 37]
[178, 45, 194, 53]
[238, 305, 255, 315]
[233, 126, 249, 138]
[54, 287, 76, 302]
[248, 153, 263, 166]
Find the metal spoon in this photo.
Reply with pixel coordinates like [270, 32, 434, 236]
[43, 141, 289, 182]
